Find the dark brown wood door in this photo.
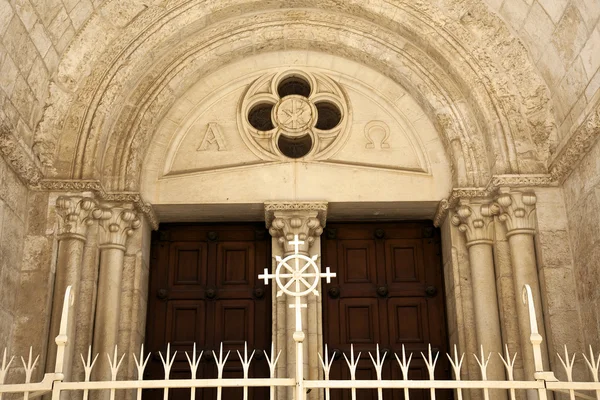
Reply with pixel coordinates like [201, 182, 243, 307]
[322, 222, 450, 400]
[145, 224, 271, 400]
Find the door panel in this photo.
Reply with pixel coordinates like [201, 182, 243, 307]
[145, 224, 270, 400]
[323, 222, 450, 400]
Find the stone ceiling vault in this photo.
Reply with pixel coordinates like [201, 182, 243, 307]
[34, 0, 558, 192]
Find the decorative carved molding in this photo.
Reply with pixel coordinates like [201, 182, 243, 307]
[451, 199, 499, 246]
[550, 102, 600, 182]
[93, 206, 142, 249]
[265, 202, 328, 254]
[264, 202, 328, 228]
[433, 187, 492, 227]
[37, 179, 158, 230]
[433, 174, 555, 227]
[55, 196, 98, 240]
[490, 174, 556, 188]
[239, 70, 349, 161]
[496, 189, 537, 236]
[0, 122, 44, 185]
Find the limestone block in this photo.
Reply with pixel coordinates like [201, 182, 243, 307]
[21, 235, 51, 271]
[558, 58, 588, 119]
[0, 0, 14, 36]
[552, 3, 589, 65]
[500, 0, 530, 33]
[26, 56, 49, 102]
[585, 67, 600, 101]
[534, 188, 568, 231]
[14, 0, 38, 31]
[580, 25, 600, 79]
[0, 309, 13, 351]
[522, 3, 556, 65]
[536, 43, 566, 90]
[536, 230, 573, 268]
[537, 0, 568, 24]
[0, 206, 25, 272]
[47, 7, 71, 45]
[69, 0, 93, 31]
[0, 263, 19, 313]
[574, 0, 600, 31]
[567, 188, 600, 256]
[0, 52, 19, 97]
[539, 267, 579, 313]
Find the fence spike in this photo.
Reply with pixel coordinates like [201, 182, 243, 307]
[158, 344, 177, 380]
[498, 344, 517, 381]
[80, 346, 98, 382]
[185, 343, 202, 380]
[368, 344, 386, 380]
[582, 345, 600, 382]
[342, 344, 361, 379]
[265, 343, 281, 377]
[395, 344, 413, 380]
[213, 343, 230, 379]
[557, 345, 576, 382]
[447, 344, 464, 381]
[107, 346, 126, 381]
[237, 342, 255, 377]
[421, 344, 439, 380]
[318, 344, 335, 379]
[0, 348, 14, 384]
[474, 345, 491, 381]
[133, 344, 151, 380]
[21, 347, 40, 383]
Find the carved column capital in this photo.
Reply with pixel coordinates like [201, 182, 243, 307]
[451, 199, 499, 246]
[265, 202, 328, 254]
[55, 196, 98, 241]
[496, 189, 537, 237]
[93, 205, 141, 249]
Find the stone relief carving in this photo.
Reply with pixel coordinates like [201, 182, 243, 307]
[55, 196, 98, 239]
[0, 121, 44, 185]
[197, 123, 226, 151]
[451, 199, 499, 246]
[93, 206, 142, 248]
[264, 201, 328, 254]
[238, 70, 350, 160]
[39, 179, 158, 230]
[496, 190, 537, 235]
[364, 121, 390, 149]
[433, 174, 554, 227]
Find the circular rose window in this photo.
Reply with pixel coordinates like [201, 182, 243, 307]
[239, 70, 350, 160]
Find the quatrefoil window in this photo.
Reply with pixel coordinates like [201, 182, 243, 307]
[240, 70, 349, 160]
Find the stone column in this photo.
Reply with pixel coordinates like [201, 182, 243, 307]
[92, 206, 141, 381]
[265, 202, 327, 400]
[496, 190, 549, 388]
[452, 199, 506, 400]
[46, 196, 97, 379]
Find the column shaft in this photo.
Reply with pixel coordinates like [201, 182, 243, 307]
[468, 243, 505, 383]
[93, 246, 125, 380]
[47, 237, 86, 378]
[508, 233, 547, 379]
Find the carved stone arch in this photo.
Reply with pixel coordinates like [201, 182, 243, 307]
[35, 0, 557, 191]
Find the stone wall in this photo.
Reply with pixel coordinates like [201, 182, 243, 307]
[483, 0, 600, 140]
[563, 134, 600, 352]
[0, 0, 102, 146]
[0, 153, 28, 353]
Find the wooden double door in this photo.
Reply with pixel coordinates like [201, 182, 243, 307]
[322, 222, 450, 400]
[145, 224, 271, 400]
[145, 222, 449, 400]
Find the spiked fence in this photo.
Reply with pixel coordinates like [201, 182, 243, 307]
[1, 235, 599, 400]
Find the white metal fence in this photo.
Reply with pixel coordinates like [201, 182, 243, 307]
[1, 236, 599, 400]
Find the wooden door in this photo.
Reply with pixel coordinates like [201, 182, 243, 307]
[145, 224, 271, 400]
[322, 222, 450, 400]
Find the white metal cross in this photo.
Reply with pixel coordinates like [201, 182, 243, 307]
[258, 234, 336, 298]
